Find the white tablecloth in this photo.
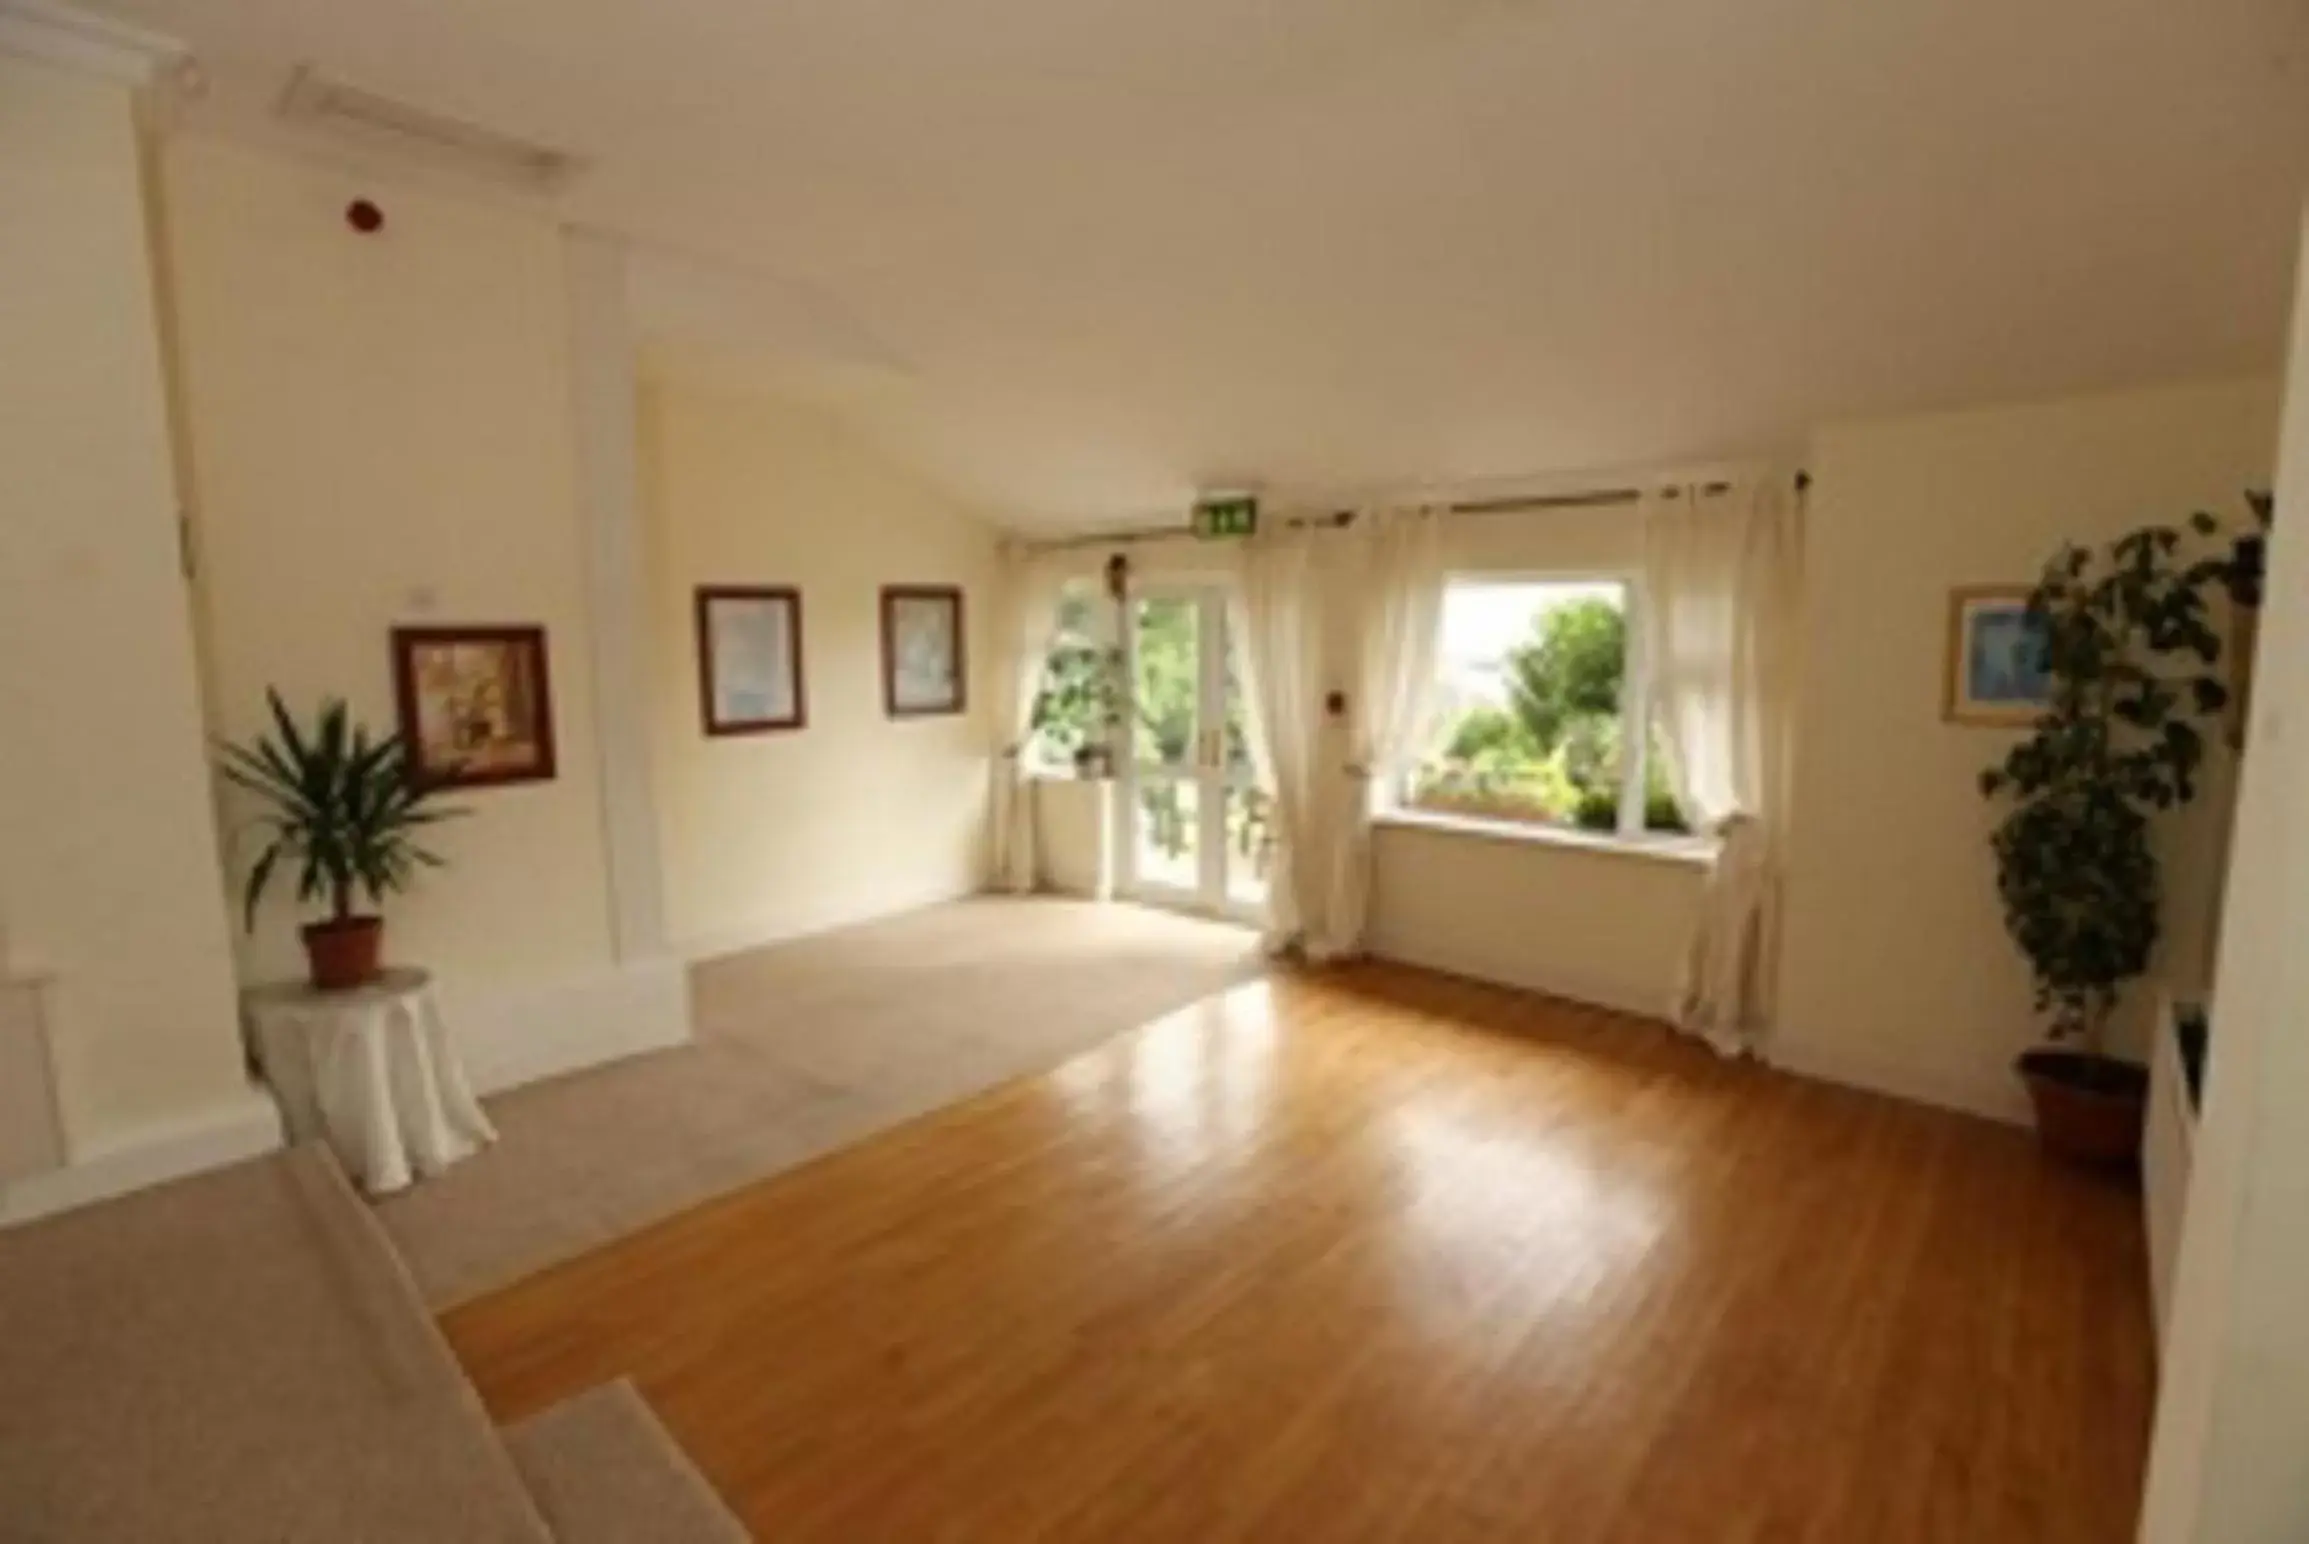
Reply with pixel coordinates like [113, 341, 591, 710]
[243, 968, 496, 1195]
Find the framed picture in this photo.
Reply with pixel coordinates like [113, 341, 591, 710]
[696, 585, 805, 735]
[881, 585, 965, 718]
[1943, 586, 2052, 727]
[391, 625, 556, 787]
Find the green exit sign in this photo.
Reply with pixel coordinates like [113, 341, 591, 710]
[1192, 495, 1259, 540]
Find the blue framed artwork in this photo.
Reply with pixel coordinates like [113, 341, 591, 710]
[1944, 586, 2052, 725]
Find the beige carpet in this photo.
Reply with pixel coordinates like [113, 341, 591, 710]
[379, 897, 1264, 1306]
[0, 1146, 553, 1543]
[506, 1381, 748, 1544]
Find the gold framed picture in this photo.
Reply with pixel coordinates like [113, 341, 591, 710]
[1942, 587, 2052, 727]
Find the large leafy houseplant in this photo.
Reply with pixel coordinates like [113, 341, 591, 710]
[1031, 641, 1127, 776]
[1978, 511, 2242, 1159]
[220, 691, 463, 990]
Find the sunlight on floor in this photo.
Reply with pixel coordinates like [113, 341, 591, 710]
[1049, 981, 1282, 1177]
[1381, 1100, 1671, 1348]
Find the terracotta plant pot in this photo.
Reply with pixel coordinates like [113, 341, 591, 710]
[302, 916, 384, 992]
[2017, 1048, 2148, 1166]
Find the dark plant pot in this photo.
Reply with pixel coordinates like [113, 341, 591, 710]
[1073, 744, 1113, 779]
[2017, 1048, 2148, 1166]
[302, 916, 384, 992]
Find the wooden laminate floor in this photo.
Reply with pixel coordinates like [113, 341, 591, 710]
[444, 963, 2153, 1543]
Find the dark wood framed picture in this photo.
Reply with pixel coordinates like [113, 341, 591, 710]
[696, 585, 806, 736]
[881, 585, 965, 718]
[390, 625, 557, 788]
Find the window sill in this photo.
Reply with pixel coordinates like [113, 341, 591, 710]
[1371, 808, 1717, 868]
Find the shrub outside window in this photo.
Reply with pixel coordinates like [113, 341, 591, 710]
[1404, 577, 1687, 839]
[1026, 584, 1111, 773]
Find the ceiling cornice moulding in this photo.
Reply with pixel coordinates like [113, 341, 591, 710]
[0, 0, 187, 84]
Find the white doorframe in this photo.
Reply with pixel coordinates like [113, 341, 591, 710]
[1120, 580, 1268, 924]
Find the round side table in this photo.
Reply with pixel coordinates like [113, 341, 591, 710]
[243, 968, 497, 1195]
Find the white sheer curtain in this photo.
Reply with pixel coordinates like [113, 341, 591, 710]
[1641, 477, 1805, 1054]
[1322, 505, 1447, 960]
[990, 547, 1066, 894]
[1230, 524, 1324, 954]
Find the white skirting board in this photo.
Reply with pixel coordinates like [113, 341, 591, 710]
[1365, 938, 1678, 1026]
[0, 958, 693, 1227]
[1369, 940, 2033, 1126]
[441, 955, 693, 1097]
[0, 1084, 283, 1228]
[671, 880, 986, 967]
[1765, 1034, 2030, 1126]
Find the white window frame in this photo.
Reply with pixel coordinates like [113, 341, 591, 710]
[1396, 568, 1666, 846]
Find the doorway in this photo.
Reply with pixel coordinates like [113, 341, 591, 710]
[1122, 583, 1271, 921]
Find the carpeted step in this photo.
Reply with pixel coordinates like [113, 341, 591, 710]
[505, 1380, 749, 1543]
[0, 1144, 553, 1541]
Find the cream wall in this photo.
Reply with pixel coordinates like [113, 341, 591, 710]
[0, 55, 259, 1162]
[1777, 378, 2278, 1120]
[1369, 828, 1703, 1014]
[158, 137, 622, 1002]
[1363, 503, 1708, 1015]
[1355, 383, 2275, 1088]
[2141, 210, 2309, 1544]
[641, 375, 1000, 955]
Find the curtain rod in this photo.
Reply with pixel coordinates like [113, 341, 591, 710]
[1037, 469, 1809, 552]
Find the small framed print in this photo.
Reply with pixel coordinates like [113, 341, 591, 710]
[391, 625, 557, 788]
[1943, 586, 2053, 727]
[697, 585, 805, 736]
[881, 585, 965, 718]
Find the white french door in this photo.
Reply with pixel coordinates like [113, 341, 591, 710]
[1121, 583, 1271, 921]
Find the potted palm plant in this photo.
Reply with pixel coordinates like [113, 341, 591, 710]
[220, 691, 463, 991]
[1979, 511, 2242, 1162]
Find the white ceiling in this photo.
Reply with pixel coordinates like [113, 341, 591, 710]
[86, 0, 2309, 530]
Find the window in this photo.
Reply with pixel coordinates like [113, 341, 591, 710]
[1025, 582, 1116, 773]
[1403, 578, 1687, 839]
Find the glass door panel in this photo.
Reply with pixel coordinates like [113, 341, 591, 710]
[1131, 594, 1201, 773]
[1225, 786, 1274, 911]
[1128, 592, 1202, 905]
[1134, 778, 1202, 895]
[1126, 584, 1268, 919]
